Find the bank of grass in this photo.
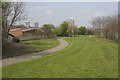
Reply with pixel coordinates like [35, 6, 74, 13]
[24, 39, 60, 52]
[3, 39, 59, 59]
[3, 36, 118, 78]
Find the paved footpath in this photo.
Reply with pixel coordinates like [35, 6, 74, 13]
[2, 38, 69, 67]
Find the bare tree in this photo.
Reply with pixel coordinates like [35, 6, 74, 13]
[2, 2, 26, 47]
[91, 14, 118, 42]
[91, 17, 104, 38]
[105, 15, 118, 41]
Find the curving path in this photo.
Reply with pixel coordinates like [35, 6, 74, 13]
[2, 38, 69, 67]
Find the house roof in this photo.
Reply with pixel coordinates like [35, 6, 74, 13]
[22, 28, 36, 32]
[10, 26, 40, 32]
[10, 28, 22, 32]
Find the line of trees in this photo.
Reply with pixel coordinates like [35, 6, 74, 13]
[91, 14, 119, 42]
[34, 14, 119, 43]
[52, 21, 91, 37]
[33, 21, 93, 39]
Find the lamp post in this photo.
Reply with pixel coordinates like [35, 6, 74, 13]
[100, 24, 103, 37]
[70, 18, 74, 37]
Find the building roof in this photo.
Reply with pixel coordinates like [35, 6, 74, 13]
[10, 26, 40, 32]
[22, 28, 36, 32]
[10, 28, 22, 32]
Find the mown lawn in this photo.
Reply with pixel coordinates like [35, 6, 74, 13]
[2, 36, 118, 78]
[24, 39, 60, 51]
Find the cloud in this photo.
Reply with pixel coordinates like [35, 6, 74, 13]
[30, 6, 53, 16]
[94, 11, 106, 17]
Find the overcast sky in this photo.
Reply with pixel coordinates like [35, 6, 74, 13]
[22, 2, 118, 27]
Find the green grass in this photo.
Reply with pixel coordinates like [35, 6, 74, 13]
[23, 39, 60, 51]
[2, 36, 118, 78]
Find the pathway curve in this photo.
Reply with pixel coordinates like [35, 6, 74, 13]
[2, 38, 69, 67]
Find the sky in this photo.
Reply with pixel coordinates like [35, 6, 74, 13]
[22, 2, 118, 27]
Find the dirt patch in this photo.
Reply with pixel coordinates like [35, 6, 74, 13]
[2, 43, 37, 59]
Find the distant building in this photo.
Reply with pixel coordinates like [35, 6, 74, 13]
[34, 22, 39, 27]
[69, 18, 74, 26]
[8, 27, 37, 42]
[66, 18, 75, 37]
[10, 25, 25, 29]
[9, 27, 37, 37]
[25, 21, 30, 27]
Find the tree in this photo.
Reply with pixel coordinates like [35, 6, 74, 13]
[73, 25, 79, 35]
[104, 15, 118, 41]
[85, 27, 94, 35]
[59, 21, 69, 36]
[0, 1, 1, 26]
[91, 17, 104, 38]
[91, 14, 118, 42]
[2, 2, 26, 47]
[53, 27, 60, 36]
[41, 24, 55, 38]
[54, 21, 79, 37]
[79, 26, 86, 35]
[33, 29, 43, 38]
[0, 1, 1, 8]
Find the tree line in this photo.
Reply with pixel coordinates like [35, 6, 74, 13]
[91, 14, 119, 43]
[33, 21, 92, 39]
[52, 21, 93, 37]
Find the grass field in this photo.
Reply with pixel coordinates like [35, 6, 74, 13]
[2, 36, 118, 78]
[24, 39, 60, 52]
